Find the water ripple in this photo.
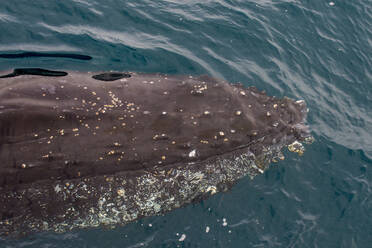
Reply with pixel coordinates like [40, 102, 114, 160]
[0, 13, 18, 23]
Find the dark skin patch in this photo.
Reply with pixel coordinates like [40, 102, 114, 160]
[150, 115, 183, 133]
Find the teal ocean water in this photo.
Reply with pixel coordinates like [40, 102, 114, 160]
[1, 0, 371, 247]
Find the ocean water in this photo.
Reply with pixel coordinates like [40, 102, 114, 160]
[0, 0, 371, 247]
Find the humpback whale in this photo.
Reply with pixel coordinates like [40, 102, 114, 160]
[0, 68, 313, 237]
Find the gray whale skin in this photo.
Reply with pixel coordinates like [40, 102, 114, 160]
[0, 69, 313, 237]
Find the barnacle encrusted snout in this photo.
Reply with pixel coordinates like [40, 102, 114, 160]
[287, 99, 314, 155]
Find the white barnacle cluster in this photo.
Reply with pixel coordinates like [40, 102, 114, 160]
[295, 99, 305, 105]
[54, 184, 62, 193]
[190, 83, 208, 95]
[108, 91, 123, 108]
[152, 133, 168, 140]
[188, 149, 196, 158]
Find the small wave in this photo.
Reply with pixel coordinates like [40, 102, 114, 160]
[0, 13, 18, 23]
[0, 44, 81, 52]
[38, 22, 222, 76]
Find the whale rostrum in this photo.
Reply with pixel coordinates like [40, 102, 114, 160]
[0, 69, 313, 237]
